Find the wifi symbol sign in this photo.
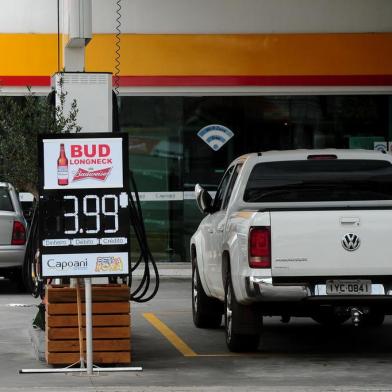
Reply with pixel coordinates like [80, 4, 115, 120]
[197, 125, 234, 151]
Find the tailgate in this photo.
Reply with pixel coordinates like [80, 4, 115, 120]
[271, 209, 392, 277]
[0, 214, 14, 245]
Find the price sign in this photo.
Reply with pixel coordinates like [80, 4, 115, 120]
[38, 133, 130, 278]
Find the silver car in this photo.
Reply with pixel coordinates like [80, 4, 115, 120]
[0, 182, 27, 288]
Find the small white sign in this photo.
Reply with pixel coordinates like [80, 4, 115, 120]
[42, 252, 129, 277]
[19, 192, 34, 202]
[43, 239, 71, 247]
[100, 237, 128, 245]
[132, 191, 183, 202]
[71, 238, 100, 246]
[197, 124, 234, 151]
[43, 137, 124, 189]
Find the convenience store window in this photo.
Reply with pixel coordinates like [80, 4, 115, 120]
[119, 94, 392, 262]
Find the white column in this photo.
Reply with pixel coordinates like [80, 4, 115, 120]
[85, 278, 93, 375]
[62, 0, 92, 72]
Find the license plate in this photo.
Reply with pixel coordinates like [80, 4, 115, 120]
[326, 280, 372, 295]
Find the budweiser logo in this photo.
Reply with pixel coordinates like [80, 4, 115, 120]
[72, 167, 112, 182]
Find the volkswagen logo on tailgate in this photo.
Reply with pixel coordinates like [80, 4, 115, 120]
[342, 233, 360, 251]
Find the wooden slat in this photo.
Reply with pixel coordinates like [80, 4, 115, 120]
[47, 351, 131, 365]
[75, 279, 85, 365]
[47, 339, 130, 352]
[46, 285, 130, 303]
[47, 302, 130, 315]
[47, 314, 130, 327]
[47, 326, 130, 340]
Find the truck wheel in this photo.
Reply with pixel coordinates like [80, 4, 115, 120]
[192, 259, 222, 328]
[224, 270, 261, 352]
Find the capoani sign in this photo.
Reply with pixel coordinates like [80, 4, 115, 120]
[42, 252, 129, 277]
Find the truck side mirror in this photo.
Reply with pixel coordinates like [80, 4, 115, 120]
[195, 184, 214, 214]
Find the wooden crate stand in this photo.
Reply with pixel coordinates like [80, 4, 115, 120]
[45, 284, 131, 365]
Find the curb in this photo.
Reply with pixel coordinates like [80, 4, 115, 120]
[132, 262, 191, 278]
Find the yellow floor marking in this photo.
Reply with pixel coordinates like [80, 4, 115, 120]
[148, 310, 192, 315]
[142, 313, 278, 358]
[143, 312, 198, 357]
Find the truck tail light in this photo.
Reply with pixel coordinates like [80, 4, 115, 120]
[249, 227, 271, 268]
[11, 221, 26, 245]
[307, 154, 337, 160]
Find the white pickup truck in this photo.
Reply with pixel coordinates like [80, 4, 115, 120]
[191, 149, 392, 352]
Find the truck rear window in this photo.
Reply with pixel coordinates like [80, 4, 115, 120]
[0, 188, 13, 211]
[244, 159, 392, 203]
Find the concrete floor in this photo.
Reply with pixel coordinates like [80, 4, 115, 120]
[0, 277, 392, 391]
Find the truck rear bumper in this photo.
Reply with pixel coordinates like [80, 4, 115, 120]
[246, 277, 310, 301]
[246, 277, 392, 302]
[0, 246, 25, 269]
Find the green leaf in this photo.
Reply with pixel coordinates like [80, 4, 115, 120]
[0, 77, 80, 195]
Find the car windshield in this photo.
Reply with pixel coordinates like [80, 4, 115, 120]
[244, 159, 392, 203]
[0, 188, 13, 211]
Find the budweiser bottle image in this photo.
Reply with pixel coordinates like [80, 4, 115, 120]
[57, 143, 69, 186]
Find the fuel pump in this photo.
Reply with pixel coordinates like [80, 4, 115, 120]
[23, 101, 159, 304]
[20, 1, 151, 375]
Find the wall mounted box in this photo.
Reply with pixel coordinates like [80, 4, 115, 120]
[52, 72, 112, 133]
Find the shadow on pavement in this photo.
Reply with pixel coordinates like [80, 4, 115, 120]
[260, 317, 392, 355]
[0, 277, 28, 295]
